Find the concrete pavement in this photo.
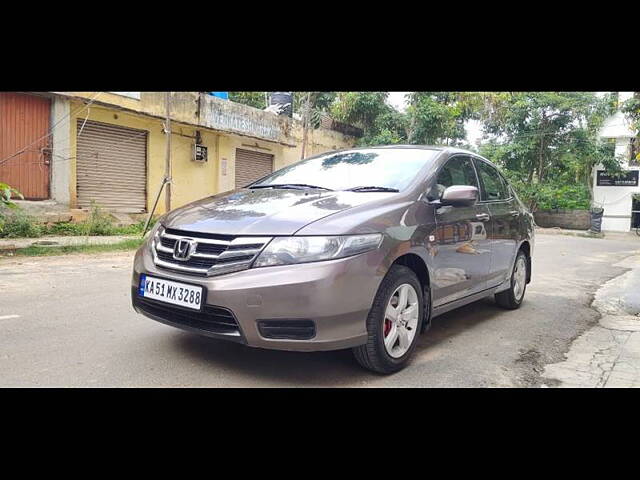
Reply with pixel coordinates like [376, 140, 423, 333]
[1, 233, 639, 387]
[542, 254, 640, 387]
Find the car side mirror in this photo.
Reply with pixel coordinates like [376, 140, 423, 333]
[440, 185, 479, 207]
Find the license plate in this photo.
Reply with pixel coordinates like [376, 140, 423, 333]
[138, 274, 203, 310]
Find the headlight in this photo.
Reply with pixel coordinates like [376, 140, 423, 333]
[253, 234, 383, 267]
[146, 221, 164, 253]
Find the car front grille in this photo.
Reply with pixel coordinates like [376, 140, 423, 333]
[151, 226, 271, 277]
[133, 289, 242, 337]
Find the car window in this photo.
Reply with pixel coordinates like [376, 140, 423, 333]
[250, 148, 440, 191]
[431, 155, 478, 200]
[475, 160, 509, 201]
[499, 172, 516, 199]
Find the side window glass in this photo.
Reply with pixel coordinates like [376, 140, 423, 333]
[432, 156, 478, 200]
[499, 172, 514, 199]
[475, 160, 508, 201]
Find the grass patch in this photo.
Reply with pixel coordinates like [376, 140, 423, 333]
[1, 201, 155, 239]
[43, 219, 150, 237]
[6, 238, 145, 257]
[0, 209, 43, 238]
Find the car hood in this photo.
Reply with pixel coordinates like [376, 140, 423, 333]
[162, 188, 391, 235]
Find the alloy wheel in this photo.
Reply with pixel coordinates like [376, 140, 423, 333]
[383, 283, 419, 358]
[513, 256, 527, 301]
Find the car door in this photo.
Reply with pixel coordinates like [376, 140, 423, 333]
[473, 158, 519, 287]
[430, 155, 492, 308]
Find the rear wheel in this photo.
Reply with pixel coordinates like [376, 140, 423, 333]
[353, 265, 424, 374]
[495, 250, 528, 309]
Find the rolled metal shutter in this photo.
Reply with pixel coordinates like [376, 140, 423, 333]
[76, 120, 147, 212]
[235, 148, 274, 188]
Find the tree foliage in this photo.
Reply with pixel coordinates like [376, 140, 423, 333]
[477, 92, 619, 210]
[229, 92, 339, 115]
[228, 92, 267, 109]
[1, 182, 22, 209]
[329, 92, 485, 147]
[330, 92, 408, 146]
[227, 91, 623, 211]
[0, 181, 24, 235]
[406, 92, 483, 146]
[622, 92, 640, 163]
[293, 92, 336, 115]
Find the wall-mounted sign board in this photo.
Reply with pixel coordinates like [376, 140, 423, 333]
[597, 170, 639, 187]
[200, 96, 280, 142]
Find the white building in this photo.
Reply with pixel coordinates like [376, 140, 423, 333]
[593, 92, 639, 232]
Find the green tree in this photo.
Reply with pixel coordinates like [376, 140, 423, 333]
[1, 182, 22, 209]
[0, 181, 24, 235]
[293, 92, 336, 115]
[406, 92, 483, 146]
[228, 92, 267, 109]
[478, 92, 620, 210]
[622, 92, 640, 163]
[330, 92, 408, 146]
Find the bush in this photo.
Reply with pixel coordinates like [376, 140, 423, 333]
[44, 222, 87, 236]
[84, 202, 116, 236]
[0, 210, 43, 238]
[535, 184, 591, 210]
[0, 202, 154, 239]
[504, 174, 591, 212]
[113, 219, 152, 236]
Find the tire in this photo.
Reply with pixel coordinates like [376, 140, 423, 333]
[353, 265, 424, 374]
[495, 250, 528, 310]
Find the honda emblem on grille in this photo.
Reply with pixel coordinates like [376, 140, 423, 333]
[173, 238, 197, 261]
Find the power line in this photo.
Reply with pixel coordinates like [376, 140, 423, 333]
[479, 121, 635, 140]
[0, 92, 103, 168]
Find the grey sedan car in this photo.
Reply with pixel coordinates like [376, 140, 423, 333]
[132, 146, 534, 374]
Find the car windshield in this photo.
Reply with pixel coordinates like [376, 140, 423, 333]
[248, 148, 439, 192]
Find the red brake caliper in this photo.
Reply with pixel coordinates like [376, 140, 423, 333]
[384, 318, 392, 337]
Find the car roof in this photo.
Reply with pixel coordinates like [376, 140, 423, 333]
[306, 145, 493, 165]
[338, 145, 479, 156]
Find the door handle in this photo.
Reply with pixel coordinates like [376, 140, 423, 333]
[476, 213, 491, 222]
[510, 210, 519, 217]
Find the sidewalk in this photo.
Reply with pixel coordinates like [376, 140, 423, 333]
[536, 226, 640, 241]
[543, 254, 640, 387]
[0, 235, 136, 252]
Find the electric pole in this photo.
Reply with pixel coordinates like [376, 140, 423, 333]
[301, 92, 312, 160]
[164, 91, 172, 212]
[141, 91, 173, 237]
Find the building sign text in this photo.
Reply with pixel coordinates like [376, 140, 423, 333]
[597, 170, 639, 187]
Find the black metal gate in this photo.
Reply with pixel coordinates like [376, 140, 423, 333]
[632, 195, 640, 229]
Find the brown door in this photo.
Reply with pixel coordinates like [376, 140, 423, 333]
[235, 148, 274, 188]
[0, 93, 51, 199]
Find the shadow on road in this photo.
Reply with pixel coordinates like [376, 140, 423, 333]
[170, 333, 368, 386]
[166, 297, 506, 386]
[420, 297, 500, 349]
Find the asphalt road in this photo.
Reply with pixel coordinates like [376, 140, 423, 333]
[1, 233, 639, 387]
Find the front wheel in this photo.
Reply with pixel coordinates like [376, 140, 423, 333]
[495, 250, 528, 309]
[353, 265, 424, 374]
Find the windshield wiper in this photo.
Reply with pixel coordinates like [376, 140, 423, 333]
[249, 183, 333, 191]
[346, 186, 400, 192]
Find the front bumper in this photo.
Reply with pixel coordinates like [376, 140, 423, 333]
[131, 244, 386, 352]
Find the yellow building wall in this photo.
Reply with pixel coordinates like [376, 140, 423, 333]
[66, 94, 356, 214]
[69, 100, 220, 215]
